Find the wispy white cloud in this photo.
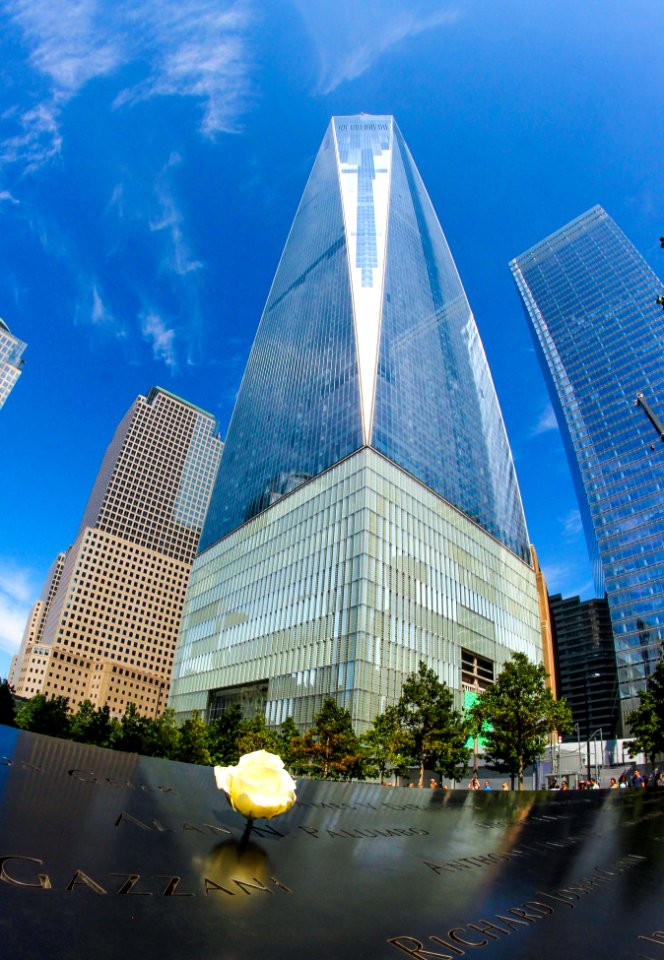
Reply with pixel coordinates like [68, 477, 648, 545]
[0, 189, 19, 204]
[3, 0, 255, 170]
[116, 1, 254, 137]
[0, 559, 37, 659]
[141, 311, 177, 368]
[0, 100, 62, 171]
[72, 278, 129, 342]
[10, 0, 122, 92]
[561, 508, 583, 540]
[89, 284, 129, 340]
[150, 153, 203, 276]
[292, 0, 460, 94]
[531, 401, 558, 436]
[540, 558, 594, 600]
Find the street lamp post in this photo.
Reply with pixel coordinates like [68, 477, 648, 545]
[573, 722, 582, 777]
[584, 672, 601, 781]
[591, 727, 604, 782]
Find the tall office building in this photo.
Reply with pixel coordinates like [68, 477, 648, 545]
[548, 593, 619, 741]
[549, 593, 620, 741]
[170, 115, 541, 730]
[12, 387, 222, 717]
[9, 553, 66, 695]
[510, 206, 664, 719]
[0, 317, 26, 409]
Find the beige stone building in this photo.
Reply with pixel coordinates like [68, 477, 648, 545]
[12, 387, 221, 718]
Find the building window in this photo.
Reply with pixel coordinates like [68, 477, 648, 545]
[461, 649, 493, 692]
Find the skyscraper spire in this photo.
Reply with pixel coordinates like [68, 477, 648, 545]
[201, 116, 529, 562]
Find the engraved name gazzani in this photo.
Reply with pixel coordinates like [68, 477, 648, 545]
[0, 856, 292, 898]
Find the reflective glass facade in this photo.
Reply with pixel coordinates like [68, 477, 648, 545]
[0, 317, 26, 410]
[201, 116, 530, 561]
[372, 126, 528, 558]
[200, 121, 363, 548]
[171, 449, 540, 730]
[548, 593, 619, 741]
[172, 116, 540, 728]
[510, 206, 664, 713]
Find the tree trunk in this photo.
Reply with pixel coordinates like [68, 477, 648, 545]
[518, 758, 524, 791]
[419, 758, 425, 788]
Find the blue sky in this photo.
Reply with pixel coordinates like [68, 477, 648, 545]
[0, 0, 662, 678]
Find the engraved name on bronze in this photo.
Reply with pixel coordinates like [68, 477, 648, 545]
[114, 811, 285, 839]
[0, 856, 292, 897]
[638, 929, 664, 960]
[0, 757, 178, 796]
[423, 832, 593, 876]
[388, 854, 647, 957]
[298, 826, 429, 840]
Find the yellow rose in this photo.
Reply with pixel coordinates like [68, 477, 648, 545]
[214, 749, 296, 820]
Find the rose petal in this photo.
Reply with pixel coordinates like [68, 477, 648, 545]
[237, 750, 284, 771]
[214, 764, 234, 793]
[219, 751, 296, 820]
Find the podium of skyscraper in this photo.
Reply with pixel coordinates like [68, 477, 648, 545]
[170, 115, 541, 729]
[510, 206, 664, 722]
[11, 388, 222, 716]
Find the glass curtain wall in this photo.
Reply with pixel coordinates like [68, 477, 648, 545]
[511, 206, 664, 712]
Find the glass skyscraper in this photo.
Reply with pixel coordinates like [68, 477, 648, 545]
[510, 206, 664, 718]
[170, 115, 541, 730]
[0, 317, 26, 409]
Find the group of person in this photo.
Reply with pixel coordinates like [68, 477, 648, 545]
[466, 775, 510, 790]
[609, 769, 664, 789]
[550, 768, 664, 790]
[408, 768, 664, 790]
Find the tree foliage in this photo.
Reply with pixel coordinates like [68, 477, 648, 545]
[277, 716, 300, 769]
[208, 704, 243, 766]
[109, 702, 157, 754]
[16, 694, 71, 738]
[294, 698, 365, 780]
[175, 711, 212, 765]
[236, 714, 281, 756]
[394, 661, 471, 786]
[147, 709, 181, 760]
[469, 653, 572, 789]
[361, 705, 413, 784]
[0, 679, 17, 727]
[626, 646, 664, 766]
[70, 701, 113, 747]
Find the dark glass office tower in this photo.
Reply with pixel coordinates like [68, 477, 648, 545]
[511, 206, 664, 719]
[548, 593, 619, 742]
[170, 116, 541, 729]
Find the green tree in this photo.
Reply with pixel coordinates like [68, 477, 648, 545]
[110, 702, 154, 754]
[278, 716, 300, 769]
[361, 705, 412, 785]
[396, 662, 471, 786]
[70, 700, 113, 747]
[208, 704, 243, 765]
[237, 714, 281, 756]
[0, 679, 17, 727]
[469, 652, 572, 790]
[626, 646, 664, 766]
[147, 708, 181, 760]
[175, 711, 212, 765]
[15, 694, 71, 738]
[295, 697, 365, 780]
